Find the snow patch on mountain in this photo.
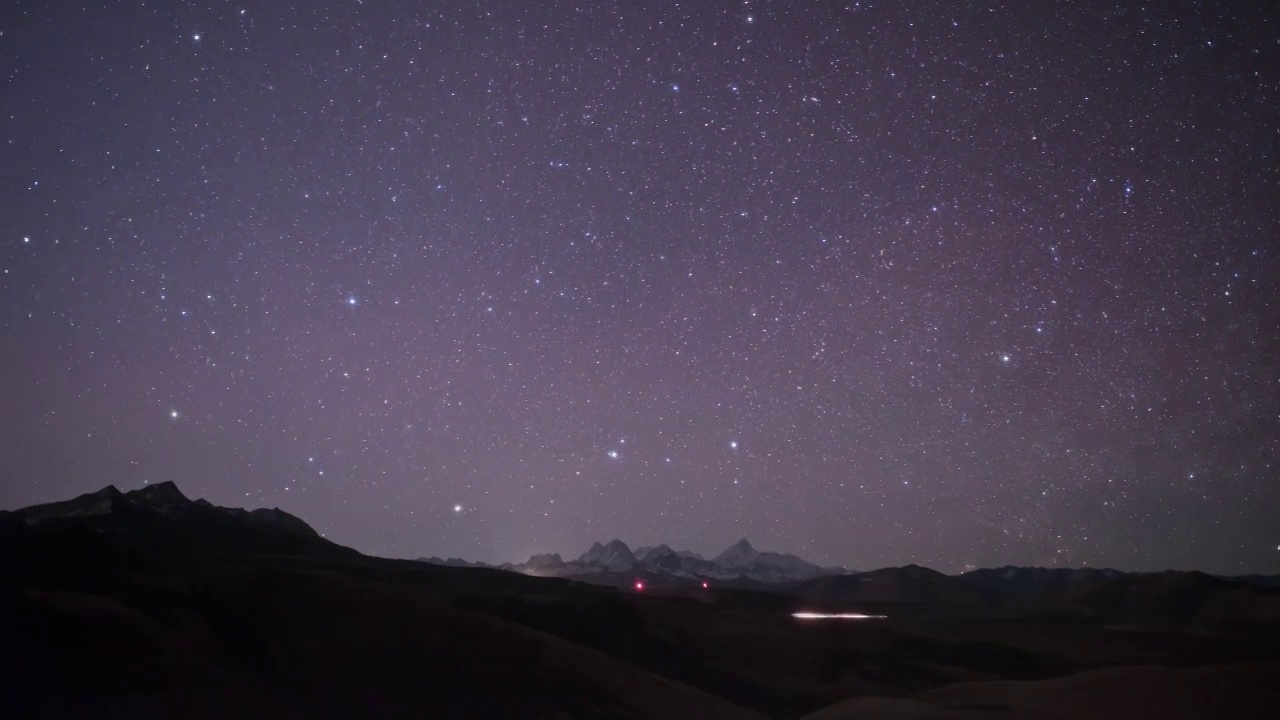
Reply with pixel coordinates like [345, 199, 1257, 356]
[497, 537, 842, 585]
[577, 539, 636, 571]
[714, 538, 760, 568]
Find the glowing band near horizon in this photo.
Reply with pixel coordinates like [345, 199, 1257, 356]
[791, 612, 887, 620]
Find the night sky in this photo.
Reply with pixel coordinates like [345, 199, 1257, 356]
[1, 1, 1277, 574]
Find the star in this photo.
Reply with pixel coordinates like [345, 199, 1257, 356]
[3, 0, 1275, 579]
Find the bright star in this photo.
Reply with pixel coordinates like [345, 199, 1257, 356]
[607, 450, 619, 459]
[1000, 354, 1011, 363]
[453, 504, 463, 513]
[192, 33, 201, 41]
[169, 409, 180, 419]
[729, 440, 738, 449]
[346, 295, 358, 306]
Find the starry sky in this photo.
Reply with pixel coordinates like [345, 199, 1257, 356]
[1, 1, 1277, 574]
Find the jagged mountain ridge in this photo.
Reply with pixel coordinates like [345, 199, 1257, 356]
[6, 482, 1280, 718]
[7, 484, 1280, 626]
[479, 537, 846, 585]
[415, 542, 1280, 614]
[9, 481, 317, 533]
[959, 565, 1130, 609]
[0, 481, 354, 560]
[415, 537, 843, 584]
[578, 539, 638, 571]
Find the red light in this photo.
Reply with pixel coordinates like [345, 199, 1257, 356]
[701, 582, 708, 589]
[634, 580, 644, 591]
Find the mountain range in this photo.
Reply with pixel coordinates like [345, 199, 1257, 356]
[420, 537, 846, 585]
[0, 481, 356, 563]
[417, 540, 1280, 625]
[419, 539, 1280, 616]
[6, 482, 1280, 719]
[6, 482, 1278, 626]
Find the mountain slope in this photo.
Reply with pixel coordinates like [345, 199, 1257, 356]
[0, 482, 355, 564]
[2, 562, 768, 720]
[5, 483, 1278, 719]
[714, 538, 761, 568]
[513, 537, 839, 585]
[794, 565, 994, 615]
[960, 566, 1127, 609]
[578, 539, 638, 571]
[1062, 570, 1280, 626]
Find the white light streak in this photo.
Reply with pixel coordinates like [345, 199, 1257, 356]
[791, 612, 887, 620]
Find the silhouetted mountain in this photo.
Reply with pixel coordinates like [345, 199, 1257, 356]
[5, 483, 1279, 720]
[794, 565, 994, 615]
[524, 553, 565, 571]
[960, 565, 1128, 609]
[1061, 570, 1280, 627]
[505, 537, 841, 585]
[715, 538, 761, 567]
[640, 544, 683, 570]
[0, 482, 354, 565]
[578, 539, 638, 570]
[1227, 574, 1280, 590]
[416, 556, 498, 569]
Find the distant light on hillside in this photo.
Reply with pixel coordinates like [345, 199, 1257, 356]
[791, 612, 886, 620]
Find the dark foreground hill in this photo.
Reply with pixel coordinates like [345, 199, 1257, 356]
[3, 483, 1278, 719]
[801, 662, 1280, 720]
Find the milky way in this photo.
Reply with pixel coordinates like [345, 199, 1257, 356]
[2, 1, 1277, 573]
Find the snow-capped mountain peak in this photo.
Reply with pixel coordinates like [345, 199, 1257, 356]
[640, 544, 675, 562]
[503, 537, 838, 585]
[713, 538, 760, 568]
[578, 541, 605, 562]
[577, 539, 635, 571]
